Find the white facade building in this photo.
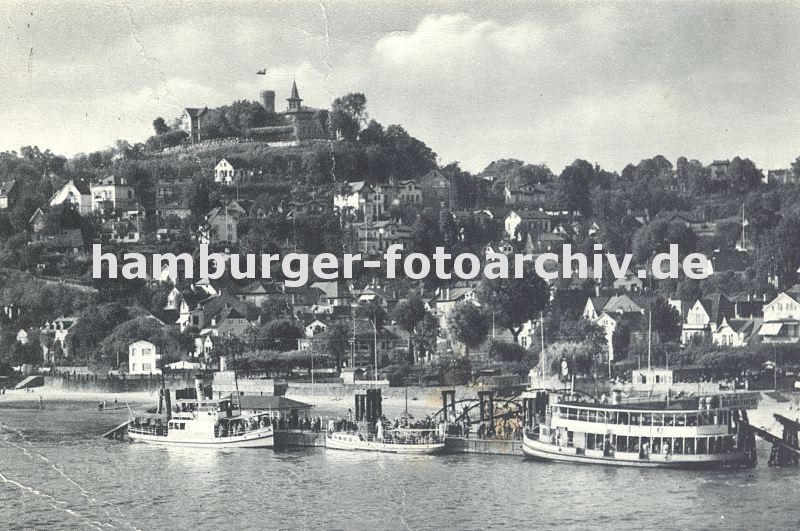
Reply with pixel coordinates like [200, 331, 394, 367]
[128, 340, 162, 375]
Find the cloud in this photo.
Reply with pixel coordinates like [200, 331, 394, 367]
[3, 4, 800, 173]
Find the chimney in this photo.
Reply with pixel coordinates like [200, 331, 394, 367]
[260, 90, 275, 113]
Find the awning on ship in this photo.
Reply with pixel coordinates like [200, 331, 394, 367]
[758, 322, 784, 336]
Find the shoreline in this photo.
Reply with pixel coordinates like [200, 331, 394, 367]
[4, 385, 799, 436]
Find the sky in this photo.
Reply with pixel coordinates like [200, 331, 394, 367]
[1, 0, 800, 174]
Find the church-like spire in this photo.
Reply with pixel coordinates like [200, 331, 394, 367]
[287, 80, 303, 112]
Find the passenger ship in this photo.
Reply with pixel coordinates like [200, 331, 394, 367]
[522, 390, 760, 469]
[127, 380, 274, 449]
[326, 426, 446, 454]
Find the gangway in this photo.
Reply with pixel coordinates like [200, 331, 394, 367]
[14, 375, 44, 390]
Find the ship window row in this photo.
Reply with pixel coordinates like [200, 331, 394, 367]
[168, 422, 186, 430]
[543, 427, 735, 455]
[553, 406, 731, 427]
[588, 434, 735, 455]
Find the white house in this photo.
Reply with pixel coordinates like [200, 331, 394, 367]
[713, 317, 761, 347]
[128, 340, 161, 375]
[504, 210, 552, 239]
[214, 158, 238, 184]
[758, 291, 800, 343]
[49, 180, 91, 215]
[90, 175, 135, 213]
[333, 181, 384, 221]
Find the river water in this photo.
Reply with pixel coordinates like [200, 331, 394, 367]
[1, 399, 799, 530]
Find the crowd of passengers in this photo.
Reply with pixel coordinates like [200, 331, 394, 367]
[547, 428, 736, 457]
[215, 415, 324, 437]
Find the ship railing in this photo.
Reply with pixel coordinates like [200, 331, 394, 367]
[128, 425, 167, 436]
[215, 423, 273, 439]
[550, 405, 733, 428]
[362, 432, 444, 445]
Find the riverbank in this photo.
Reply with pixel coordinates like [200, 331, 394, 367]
[5, 384, 799, 439]
[0, 386, 157, 409]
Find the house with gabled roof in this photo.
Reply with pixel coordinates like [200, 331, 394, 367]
[49, 180, 91, 215]
[90, 175, 135, 213]
[504, 209, 552, 239]
[758, 291, 800, 344]
[214, 158, 241, 184]
[713, 317, 762, 347]
[420, 169, 451, 207]
[504, 182, 546, 206]
[681, 293, 735, 344]
[181, 107, 208, 142]
[0, 179, 16, 209]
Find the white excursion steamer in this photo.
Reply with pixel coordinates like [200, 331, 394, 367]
[326, 428, 446, 455]
[127, 379, 274, 449]
[521, 390, 760, 469]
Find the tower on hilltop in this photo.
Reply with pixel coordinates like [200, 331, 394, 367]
[287, 80, 303, 112]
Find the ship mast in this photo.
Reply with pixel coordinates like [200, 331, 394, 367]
[647, 309, 652, 372]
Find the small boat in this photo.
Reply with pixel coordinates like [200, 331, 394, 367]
[127, 379, 273, 449]
[326, 426, 446, 455]
[521, 388, 760, 469]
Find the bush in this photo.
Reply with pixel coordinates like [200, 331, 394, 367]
[488, 340, 527, 362]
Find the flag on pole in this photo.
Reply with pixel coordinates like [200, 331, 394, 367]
[256, 69, 267, 75]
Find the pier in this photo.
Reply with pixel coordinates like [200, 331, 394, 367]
[274, 430, 326, 449]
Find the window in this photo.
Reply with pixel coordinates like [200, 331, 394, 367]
[674, 437, 684, 454]
[697, 437, 707, 454]
[617, 435, 628, 452]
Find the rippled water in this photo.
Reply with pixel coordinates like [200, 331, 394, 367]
[2, 400, 800, 530]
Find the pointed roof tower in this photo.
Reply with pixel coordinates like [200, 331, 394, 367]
[287, 80, 303, 112]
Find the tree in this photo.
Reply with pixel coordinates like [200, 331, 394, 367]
[152, 117, 169, 135]
[648, 298, 682, 343]
[556, 159, 596, 215]
[727, 157, 763, 191]
[259, 319, 303, 351]
[758, 211, 800, 288]
[488, 340, 526, 362]
[792, 156, 800, 183]
[715, 220, 742, 249]
[477, 265, 549, 344]
[415, 313, 440, 360]
[330, 93, 367, 141]
[321, 322, 351, 371]
[446, 302, 488, 356]
[393, 295, 429, 364]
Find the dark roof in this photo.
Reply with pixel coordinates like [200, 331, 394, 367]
[512, 209, 551, 220]
[238, 395, 313, 411]
[71, 179, 90, 194]
[184, 107, 207, 118]
[698, 293, 733, 325]
[289, 80, 301, 100]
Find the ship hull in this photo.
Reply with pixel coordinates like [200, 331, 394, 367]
[522, 434, 749, 469]
[326, 433, 445, 454]
[128, 430, 274, 448]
